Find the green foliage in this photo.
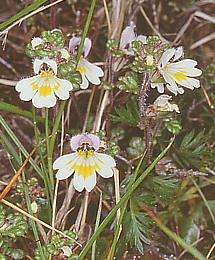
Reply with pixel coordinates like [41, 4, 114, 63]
[24, 29, 82, 88]
[0, 240, 24, 260]
[25, 30, 66, 58]
[121, 174, 179, 254]
[58, 63, 82, 90]
[106, 39, 125, 58]
[172, 130, 208, 168]
[110, 97, 140, 126]
[164, 118, 182, 135]
[117, 71, 139, 94]
[131, 36, 169, 73]
[0, 205, 28, 238]
[47, 231, 77, 257]
[34, 246, 49, 260]
[111, 126, 125, 141]
[105, 140, 120, 156]
[34, 231, 78, 259]
[144, 175, 179, 204]
[124, 209, 152, 253]
[0, 205, 28, 259]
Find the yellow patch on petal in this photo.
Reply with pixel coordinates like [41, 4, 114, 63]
[67, 150, 101, 179]
[31, 71, 60, 97]
[77, 66, 88, 74]
[70, 163, 100, 179]
[173, 71, 187, 82]
[38, 85, 52, 96]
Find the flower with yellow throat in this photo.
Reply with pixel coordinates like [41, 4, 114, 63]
[15, 57, 73, 108]
[53, 133, 116, 192]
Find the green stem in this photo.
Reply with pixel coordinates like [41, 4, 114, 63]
[0, 101, 44, 123]
[45, 108, 54, 189]
[75, 0, 97, 66]
[91, 194, 102, 260]
[49, 101, 66, 158]
[32, 107, 53, 212]
[79, 138, 174, 259]
[0, 115, 43, 178]
[108, 203, 127, 260]
[191, 178, 215, 225]
[0, 0, 48, 30]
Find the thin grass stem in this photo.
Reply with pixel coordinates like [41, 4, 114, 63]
[45, 108, 54, 188]
[191, 178, 215, 225]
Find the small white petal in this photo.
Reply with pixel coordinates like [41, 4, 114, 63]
[172, 59, 202, 77]
[53, 153, 76, 169]
[56, 168, 74, 180]
[166, 84, 178, 95]
[33, 58, 58, 75]
[16, 76, 38, 100]
[173, 46, 184, 61]
[54, 79, 73, 100]
[33, 59, 44, 74]
[43, 58, 58, 75]
[161, 48, 175, 67]
[151, 83, 164, 93]
[69, 37, 81, 52]
[97, 167, 114, 178]
[85, 171, 97, 192]
[153, 95, 172, 107]
[61, 246, 73, 257]
[162, 73, 178, 90]
[73, 172, 85, 192]
[59, 49, 70, 60]
[95, 153, 116, 168]
[176, 77, 200, 89]
[83, 38, 92, 58]
[177, 87, 185, 94]
[80, 74, 89, 89]
[32, 91, 57, 108]
[120, 24, 136, 49]
[81, 60, 104, 85]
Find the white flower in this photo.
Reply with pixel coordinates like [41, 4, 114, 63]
[69, 37, 104, 89]
[156, 47, 202, 95]
[15, 58, 73, 108]
[31, 37, 44, 49]
[53, 133, 116, 192]
[76, 57, 104, 89]
[153, 94, 180, 113]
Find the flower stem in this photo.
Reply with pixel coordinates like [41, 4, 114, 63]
[45, 108, 54, 189]
[32, 106, 53, 211]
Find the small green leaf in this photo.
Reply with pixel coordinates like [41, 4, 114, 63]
[165, 119, 182, 135]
